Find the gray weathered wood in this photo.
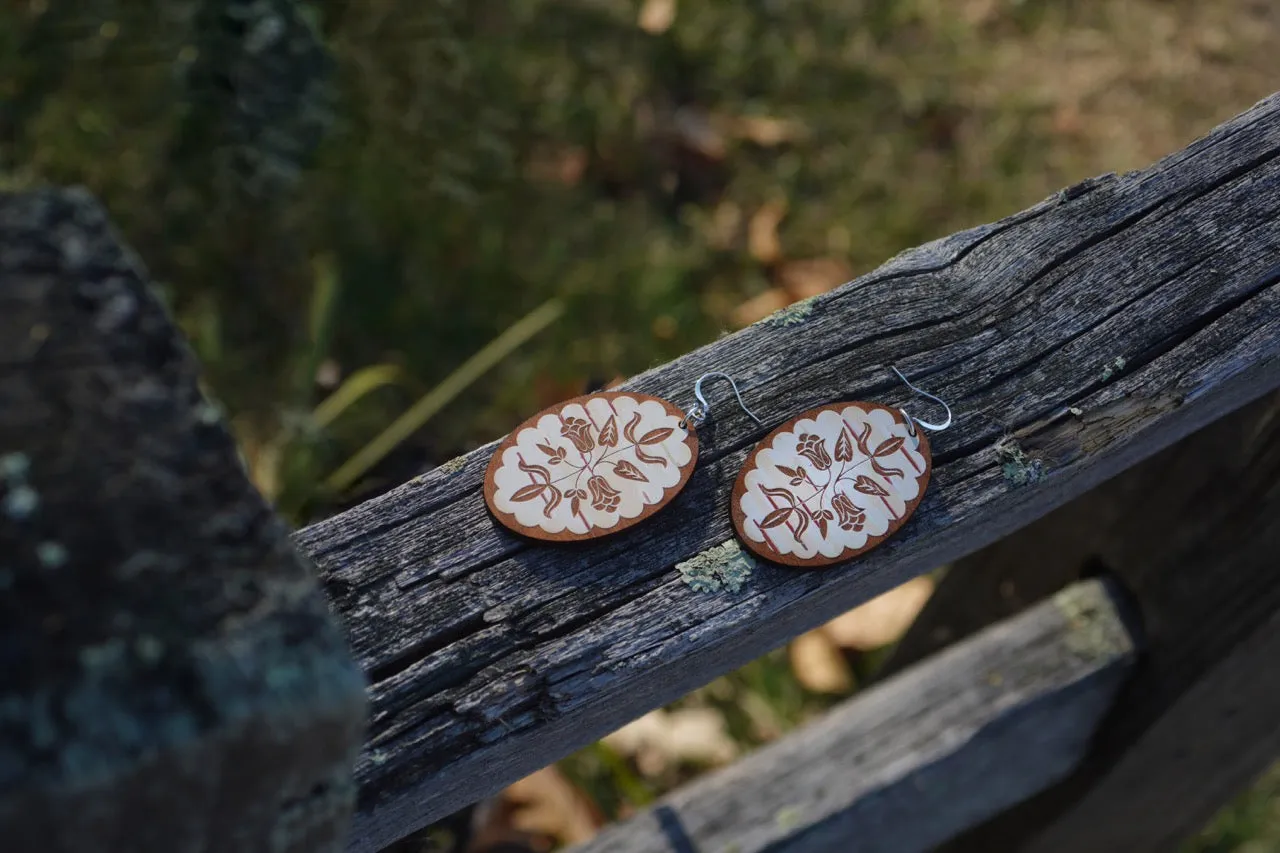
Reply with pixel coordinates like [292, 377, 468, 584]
[1027, 595, 1280, 852]
[295, 92, 1280, 851]
[900, 391, 1280, 852]
[0, 188, 367, 853]
[566, 579, 1137, 853]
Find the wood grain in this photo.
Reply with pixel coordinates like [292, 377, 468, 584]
[566, 579, 1137, 853]
[0, 188, 367, 853]
[294, 93, 1280, 850]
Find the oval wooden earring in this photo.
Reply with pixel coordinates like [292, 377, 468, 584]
[485, 373, 761, 542]
[731, 367, 952, 568]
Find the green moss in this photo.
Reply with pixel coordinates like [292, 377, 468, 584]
[677, 539, 755, 593]
[775, 804, 806, 831]
[994, 437, 1046, 486]
[1053, 583, 1133, 663]
[0, 452, 30, 480]
[4, 484, 39, 519]
[36, 541, 68, 568]
[1100, 356, 1127, 382]
[436, 454, 468, 476]
[762, 295, 821, 327]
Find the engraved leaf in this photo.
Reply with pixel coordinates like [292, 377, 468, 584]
[761, 485, 798, 506]
[777, 465, 801, 479]
[853, 475, 890, 497]
[635, 444, 668, 467]
[789, 477, 804, 486]
[543, 485, 563, 517]
[853, 421, 874, 456]
[511, 483, 547, 502]
[623, 411, 643, 443]
[570, 495, 581, 517]
[599, 416, 619, 447]
[793, 505, 810, 537]
[834, 429, 854, 462]
[873, 436, 906, 458]
[638, 427, 675, 445]
[614, 460, 649, 482]
[873, 460, 905, 481]
[518, 459, 551, 483]
[806, 505, 831, 539]
[759, 507, 795, 529]
[537, 443, 566, 463]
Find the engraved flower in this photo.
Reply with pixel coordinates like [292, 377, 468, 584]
[587, 475, 621, 512]
[795, 433, 832, 471]
[831, 492, 866, 532]
[561, 416, 595, 454]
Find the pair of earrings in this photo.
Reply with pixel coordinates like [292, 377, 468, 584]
[482, 369, 951, 568]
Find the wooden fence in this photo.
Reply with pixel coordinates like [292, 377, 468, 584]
[4, 92, 1280, 853]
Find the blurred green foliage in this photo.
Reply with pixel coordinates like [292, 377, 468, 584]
[1, 0, 1088, 522]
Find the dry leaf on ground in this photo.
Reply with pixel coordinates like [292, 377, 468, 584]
[775, 257, 854, 300]
[637, 0, 676, 34]
[789, 629, 855, 694]
[604, 707, 738, 776]
[474, 766, 605, 851]
[747, 199, 787, 263]
[732, 287, 791, 327]
[672, 106, 726, 160]
[731, 115, 807, 147]
[823, 575, 936, 651]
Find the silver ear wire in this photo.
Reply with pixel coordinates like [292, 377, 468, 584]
[681, 371, 763, 429]
[890, 366, 953, 433]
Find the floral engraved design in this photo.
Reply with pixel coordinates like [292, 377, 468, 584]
[488, 393, 698, 540]
[796, 433, 832, 471]
[831, 493, 865, 532]
[599, 416, 619, 448]
[588, 475, 622, 511]
[735, 403, 930, 566]
[561, 416, 595, 453]
[614, 460, 649, 482]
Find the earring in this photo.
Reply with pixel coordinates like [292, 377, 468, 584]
[731, 367, 952, 568]
[485, 372, 761, 542]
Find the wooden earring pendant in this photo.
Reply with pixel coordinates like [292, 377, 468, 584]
[485, 373, 760, 543]
[731, 367, 952, 568]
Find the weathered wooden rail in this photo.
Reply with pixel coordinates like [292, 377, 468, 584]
[4, 92, 1280, 853]
[572, 579, 1138, 853]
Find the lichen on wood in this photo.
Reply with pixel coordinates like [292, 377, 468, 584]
[762, 294, 822, 327]
[677, 539, 756, 593]
[995, 436, 1047, 486]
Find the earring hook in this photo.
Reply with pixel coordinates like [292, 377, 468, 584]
[890, 366, 952, 433]
[683, 371, 763, 429]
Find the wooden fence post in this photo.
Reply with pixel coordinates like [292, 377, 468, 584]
[0, 187, 367, 852]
